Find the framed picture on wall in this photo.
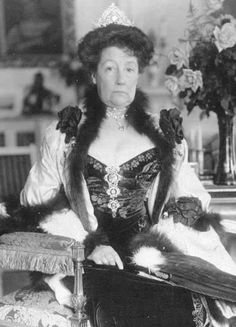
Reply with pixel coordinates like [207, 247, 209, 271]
[0, 0, 76, 67]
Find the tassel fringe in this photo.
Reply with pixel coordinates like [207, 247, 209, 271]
[0, 244, 74, 275]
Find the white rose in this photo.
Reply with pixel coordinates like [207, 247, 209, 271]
[214, 22, 236, 52]
[194, 71, 203, 91]
[179, 69, 203, 93]
[165, 76, 180, 96]
[217, 14, 236, 25]
[168, 46, 189, 69]
[190, 0, 224, 16]
[206, 0, 224, 13]
[201, 22, 216, 40]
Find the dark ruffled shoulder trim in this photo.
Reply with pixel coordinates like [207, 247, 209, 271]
[159, 108, 184, 145]
[56, 105, 82, 143]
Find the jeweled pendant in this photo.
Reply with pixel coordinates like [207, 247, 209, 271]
[104, 166, 122, 217]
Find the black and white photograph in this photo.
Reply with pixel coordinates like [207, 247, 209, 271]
[0, 1, 236, 326]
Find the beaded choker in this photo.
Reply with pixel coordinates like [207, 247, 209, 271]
[106, 106, 127, 131]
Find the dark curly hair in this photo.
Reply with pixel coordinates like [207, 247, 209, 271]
[78, 24, 154, 73]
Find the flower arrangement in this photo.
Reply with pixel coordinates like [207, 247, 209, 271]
[165, 0, 236, 185]
[165, 0, 236, 117]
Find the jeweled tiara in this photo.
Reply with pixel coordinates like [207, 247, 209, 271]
[95, 3, 134, 28]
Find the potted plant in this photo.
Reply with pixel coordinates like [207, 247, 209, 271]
[165, 0, 236, 185]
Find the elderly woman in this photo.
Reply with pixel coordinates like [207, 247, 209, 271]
[4, 4, 236, 327]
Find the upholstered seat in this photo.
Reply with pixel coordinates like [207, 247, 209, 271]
[0, 286, 73, 327]
[0, 232, 88, 327]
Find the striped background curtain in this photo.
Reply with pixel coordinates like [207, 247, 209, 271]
[0, 154, 31, 201]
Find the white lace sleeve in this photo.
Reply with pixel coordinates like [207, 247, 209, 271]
[20, 121, 66, 206]
[20, 121, 96, 237]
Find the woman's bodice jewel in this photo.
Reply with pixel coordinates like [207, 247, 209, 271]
[86, 148, 161, 220]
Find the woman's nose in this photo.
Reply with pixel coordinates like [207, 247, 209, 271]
[116, 69, 126, 85]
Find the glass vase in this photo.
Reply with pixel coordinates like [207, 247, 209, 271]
[214, 112, 236, 185]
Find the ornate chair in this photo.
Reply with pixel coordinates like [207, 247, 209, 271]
[0, 232, 88, 327]
[0, 145, 90, 327]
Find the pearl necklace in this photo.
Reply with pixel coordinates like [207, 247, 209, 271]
[106, 106, 127, 131]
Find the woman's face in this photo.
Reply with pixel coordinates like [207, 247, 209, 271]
[93, 46, 140, 109]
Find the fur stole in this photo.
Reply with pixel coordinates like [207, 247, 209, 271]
[0, 86, 177, 237]
[0, 191, 70, 235]
[130, 221, 236, 326]
[61, 85, 176, 231]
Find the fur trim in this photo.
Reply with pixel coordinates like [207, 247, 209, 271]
[130, 229, 181, 271]
[129, 204, 236, 274]
[132, 247, 236, 303]
[130, 229, 180, 254]
[66, 86, 107, 232]
[84, 228, 110, 257]
[194, 211, 222, 232]
[1, 192, 70, 235]
[125, 90, 175, 224]
[129, 225, 236, 302]
[65, 85, 175, 230]
[1, 89, 179, 239]
[39, 209, 88, 242]
[132, 246, 167, 269]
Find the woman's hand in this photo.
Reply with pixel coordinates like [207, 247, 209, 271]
[87, 245, 124, 270]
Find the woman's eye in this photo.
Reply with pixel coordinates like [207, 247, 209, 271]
[106, 66, 114, 71]
[127, 67, 135, 73]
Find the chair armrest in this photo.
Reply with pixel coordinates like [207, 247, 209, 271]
[0, 232, 83, 275]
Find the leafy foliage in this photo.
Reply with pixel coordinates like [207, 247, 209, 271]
[165, 1, 236, 117]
